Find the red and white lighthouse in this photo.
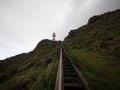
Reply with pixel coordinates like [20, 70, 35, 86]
[52, 33, 56, 41]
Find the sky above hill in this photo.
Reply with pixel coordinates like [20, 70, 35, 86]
[0, 0, 120, 59]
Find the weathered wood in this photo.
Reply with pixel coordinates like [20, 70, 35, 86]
[55, 44, 90, 90]
[62, 45, 90, 90]
[55, 47, 63, 90]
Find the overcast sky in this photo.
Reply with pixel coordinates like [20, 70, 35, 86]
[0, 0, 120, 60]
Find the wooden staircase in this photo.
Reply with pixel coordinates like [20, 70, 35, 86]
[62, 47, 85, 90]
[55, 45, 90, 90]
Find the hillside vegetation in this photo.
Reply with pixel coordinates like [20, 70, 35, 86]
[64, 9, 120, 90]
[0, 39, 61, 90]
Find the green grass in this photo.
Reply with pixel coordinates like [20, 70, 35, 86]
[68, 49, 120, 90]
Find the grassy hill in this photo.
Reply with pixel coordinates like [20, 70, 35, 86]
[0, 39, 61, 90]
[64, 9, 120, 90]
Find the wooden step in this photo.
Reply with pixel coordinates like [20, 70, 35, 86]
[64, 70, 75, 73]
[64, 72, 77, 75]
[64, 79, 81, 83]
[64, 77, 78, 80]
[64, 83, 83, 87]
[64, 83, 85, 90]
[64, 67, 74, 69]
[63, 64, 72, 66]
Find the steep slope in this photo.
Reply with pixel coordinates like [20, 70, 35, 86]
[0, 39, 61, 90]
[64, 9, 120, 90]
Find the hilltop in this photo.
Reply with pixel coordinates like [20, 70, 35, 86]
[64, 9, 120, 89]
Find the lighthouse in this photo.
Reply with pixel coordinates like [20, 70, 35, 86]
[52, 33, 56, 41]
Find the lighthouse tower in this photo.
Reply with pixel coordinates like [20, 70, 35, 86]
[52, 33, 56, 41]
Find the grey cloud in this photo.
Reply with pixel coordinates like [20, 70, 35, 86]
[0, 0, 120, 59]
[65, 0, 120, 29]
